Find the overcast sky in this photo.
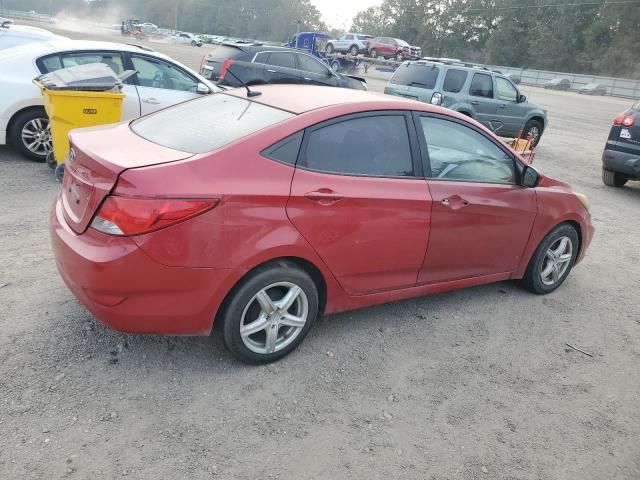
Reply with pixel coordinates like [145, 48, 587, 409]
[312, 0, 382, 30]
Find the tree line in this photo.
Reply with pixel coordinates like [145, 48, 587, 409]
[352, 0, 640, 79]
[2, 0, 638, 78]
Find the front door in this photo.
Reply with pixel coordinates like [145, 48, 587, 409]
[287, 112, 431, 295]
[494, 77, 528, 137]
[295, 53, 337, 87]
[263, 51, 302, 85]
[415, 114, 537, 284]
[129, 54, 201, 116]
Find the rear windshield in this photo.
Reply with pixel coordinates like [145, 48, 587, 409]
[391, 63, 440, 89]
[208, 45, 245, 60]
[131, 94, 294, 154]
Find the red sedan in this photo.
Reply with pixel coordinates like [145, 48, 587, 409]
[51, 85, 594, 363]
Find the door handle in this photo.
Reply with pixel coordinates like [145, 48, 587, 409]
[304, 188, 344, 206]
[267, 69, 277, 73]
[142, 98, 160, 105]
[441, 195, 470, 209]
[470, 101, 479, 106]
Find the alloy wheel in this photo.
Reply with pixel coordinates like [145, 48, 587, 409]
[21, 118, 51, 157]
[240, 282, 309, 355]
[540, 236, 573, 286]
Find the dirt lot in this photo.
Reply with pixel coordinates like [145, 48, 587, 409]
[1, 24, 639, 480]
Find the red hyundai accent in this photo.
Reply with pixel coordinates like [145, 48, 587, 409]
[51, 85, 594, 363]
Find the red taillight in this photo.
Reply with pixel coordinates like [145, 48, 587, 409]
[219, 59, 234, 79]
[90, 197, 219, 236]
[614, 113, 635, 127]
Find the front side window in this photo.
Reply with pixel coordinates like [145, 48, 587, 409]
[496, 77, 518, 102]
[442, 69, 468, 93]
[297, 54, 329, 75]
[301, 115, 413, 177]
[268, 52, 296, 69]
[469, 73, 494, 98]
[420, 116, 515, 184]
[253, 52, 269, 64]
[130, 54, 198, 92]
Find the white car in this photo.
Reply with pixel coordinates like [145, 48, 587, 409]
[173, 32, 202, 47]
[0, 40, 219, 161]
[0, 23, 67, 50]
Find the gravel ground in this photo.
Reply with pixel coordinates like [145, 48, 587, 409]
[1, 22, 639, 480]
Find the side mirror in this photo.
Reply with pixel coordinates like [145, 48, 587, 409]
[197, 82, 210, 94]
[522, 165, 540, 188]
[517, 94, 527, 103]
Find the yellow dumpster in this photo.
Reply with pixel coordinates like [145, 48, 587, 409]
[33, 63, 132, 170]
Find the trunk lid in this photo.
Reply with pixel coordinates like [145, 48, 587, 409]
[61, 123, 192, 234]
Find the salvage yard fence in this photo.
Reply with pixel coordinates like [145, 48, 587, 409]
[489, 65, 640, 99]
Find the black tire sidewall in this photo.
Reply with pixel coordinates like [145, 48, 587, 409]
[523, 224, 579, 294]
[370, 48, 377, 58]
[350, 45, 358, 55]
[523, 119, 543, 146]
[220, 263, 319, 364]
[326, 44, 334, 53]
[10, 108, 49, 162]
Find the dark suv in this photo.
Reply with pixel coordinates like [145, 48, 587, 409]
[602, 100, 640, 187]
[200, 44, 367, 90]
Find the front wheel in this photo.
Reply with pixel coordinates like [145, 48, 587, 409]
[602, 168, 628, 187]
[219, 261, 319, 364]
[522, 119, 543, 147]
[9, 108, 51, 162]
[349, 45, 358, 56]
[520, 224, 579, 294]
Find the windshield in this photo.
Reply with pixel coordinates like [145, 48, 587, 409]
[131, 94, 294, 154]
[396, 39, 409, 47]
[391, 63, 440, 89]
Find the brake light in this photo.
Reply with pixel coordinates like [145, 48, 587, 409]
[613, 113, 635, 126]
[219, 59, 234, 79]
[90, 197, 219, 236]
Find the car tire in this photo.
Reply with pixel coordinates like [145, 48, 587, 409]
[602, 168, 628, 187]
[9, 107, 51, 162]
[520, 223, 579, 295]
[191, 40, 196, 46]
[522, 119, 543, 146]
[349, 45, 358, 56]
[326, 43, 334, 54]
[369, 48, 377, 58]
[219, 261, 319, 364]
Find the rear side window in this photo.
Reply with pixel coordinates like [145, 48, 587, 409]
[131, 94, 294, 154]
[262, 131, 303, 165]
[268, 52, 296, 69]
[301, 115, 413, 177]
[442, 69, 468, 93]
[469, 73, 494, 98]
[39, 55, 62, 72]
[495, 77, 518, 102]
[391, 64, 440, 89]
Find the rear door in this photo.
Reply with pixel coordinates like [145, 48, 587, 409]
[263, 51, 302, 84]
[287, 112, 432, 295]
[494, 76, 527, 137]
[128, 53, 200, 116]
[415, 114, 537, 284]
[296, 53, 337, 87]
[467, 73, 500, 133]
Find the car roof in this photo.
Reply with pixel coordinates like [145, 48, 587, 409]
[226, 84, 424, 114]
[1, 39, 163, 56]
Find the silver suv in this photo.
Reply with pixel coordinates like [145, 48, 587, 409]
[385, 59, 547, 145]
[325, 33, 373, 56]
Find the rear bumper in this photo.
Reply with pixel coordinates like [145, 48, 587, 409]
[602, 148, 640, 178]
[50, 196, 237, 335]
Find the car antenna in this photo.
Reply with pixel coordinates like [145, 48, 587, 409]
[224, 67, 261, 97]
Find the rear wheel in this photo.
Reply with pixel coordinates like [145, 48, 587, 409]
[520, 224, 579, 294]
[602, 168, 628, 187]
[326, 43, 334, 54]
[369, 48, 377, 58]
[349, 45, 358, 56]
[9, 108, 51, 162]
[219, 261, 319, 364]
